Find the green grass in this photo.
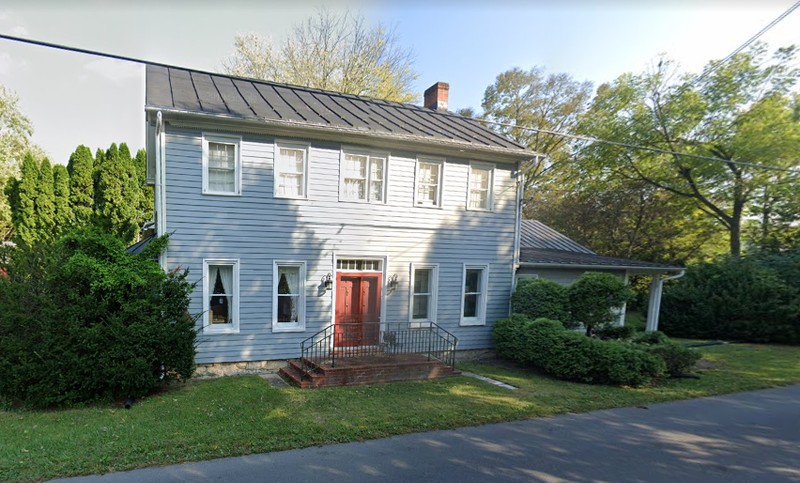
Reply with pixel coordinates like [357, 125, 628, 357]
[2, 343, 800, 482]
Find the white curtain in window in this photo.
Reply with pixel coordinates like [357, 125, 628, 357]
[278, 148, 305, 197]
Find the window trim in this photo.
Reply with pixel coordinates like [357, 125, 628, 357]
[339, 147, 389, 204]
[274, 141, 310, 200]
[272, 260, 307, 333]
[466, 162, 495, 211]
[202, 134, 242, 196]
[414, 157, 445, 208]
[460, 263, 490, 326]
[203, 258, 240, 334]
[408, 263, 439, 327]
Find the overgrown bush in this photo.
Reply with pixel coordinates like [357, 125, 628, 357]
[493, 315, 665, 386]
[645, 343, 700, 376]
[594, 325, 635, 340]
[660, 256, 800, 344]
[0, 229, 197, 408]
[511, 278, 572, 327]
[569, 272, 634, 336]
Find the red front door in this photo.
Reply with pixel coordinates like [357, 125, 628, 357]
[335, 272, 382, 347]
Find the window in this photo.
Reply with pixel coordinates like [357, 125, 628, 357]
[202, 135, 241, 195]
[409, 264, 438, 326]
[275, 143, 308, 199]
[461, 264, 489, 326]
[467, 163, 494, 210]
[414, 158, 444, 207]
[340, 150, 387, 203]
[273, 261, 306, 332]
[203, 259, 239, 333]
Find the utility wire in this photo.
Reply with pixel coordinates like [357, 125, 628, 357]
[475, 119, 800, 175]
[1, 31, 799, 175]
[694, 0, 800, 84]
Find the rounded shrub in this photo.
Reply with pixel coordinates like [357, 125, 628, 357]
[660, 256, 799, 344]
[511, 278, 572, 327]
[569, 272, 634, 336]
[0, 229, 197, 408]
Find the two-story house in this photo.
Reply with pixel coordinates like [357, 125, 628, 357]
[144, 65, 533, 382]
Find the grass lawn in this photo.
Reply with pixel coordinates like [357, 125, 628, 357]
[2, 342, 799, 482]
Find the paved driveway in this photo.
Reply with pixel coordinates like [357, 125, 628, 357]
[54, 385, 800, 482]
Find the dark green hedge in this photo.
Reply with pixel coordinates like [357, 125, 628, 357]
[510, 279, 571, 327]
[493, 315, 665, 386]
[660, 255, 800, 344]
[0, 229, 197, 408]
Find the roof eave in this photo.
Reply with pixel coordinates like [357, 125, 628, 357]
[518, 261, 684, 273]
[145, 106, 537, 163]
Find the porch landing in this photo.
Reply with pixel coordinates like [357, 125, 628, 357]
[279, 353, 461, 389]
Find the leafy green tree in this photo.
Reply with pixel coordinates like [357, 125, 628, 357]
[52, 164, 74, 231]
[223, 8, 418, 103]
[0, 86, 44, 240]
[94, 143, 142, 243]
[7, 154, 39, 245]
[134, 148, 154, 229]
[67, 145, 94, 227]
[579, 44, 800, 256]
[35, 159, 56, 239]
[481, 67, 592, 191]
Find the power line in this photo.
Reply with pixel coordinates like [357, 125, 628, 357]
[1, 31, 799, 175]
[476, 119, 800, 175]
[694, 0, 800, 84]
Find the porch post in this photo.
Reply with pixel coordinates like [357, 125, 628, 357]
[645, 275, 664, 332]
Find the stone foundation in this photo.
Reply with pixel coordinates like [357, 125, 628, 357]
[454, 349, 497, 362]
[194, 360, 287, 378]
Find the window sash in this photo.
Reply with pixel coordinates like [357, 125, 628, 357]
[416, 161, 442, 206]
[468, 165, 492, 210]
[341, 152, 385, 203]
[203, 137, 240, 195]
[204, 259, 239, 334]
[412, 268, 432, 320]
[276, 146, 307, 198]
[461, 265, 487, 325]
[273, 261, 306, 332]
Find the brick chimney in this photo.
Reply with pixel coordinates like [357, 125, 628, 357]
[424, 82, 449, 111]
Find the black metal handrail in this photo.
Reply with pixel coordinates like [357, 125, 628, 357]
[299, 321, 458, 380]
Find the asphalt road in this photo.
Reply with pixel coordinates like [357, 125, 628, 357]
[53, 385, 800, 483]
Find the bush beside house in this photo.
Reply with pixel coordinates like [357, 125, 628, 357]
[0, 229, 197, 408]
[660, 254, 800, 344]
[511, 278, 571, 326]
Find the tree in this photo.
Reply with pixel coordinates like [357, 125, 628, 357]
[133, 148, 154, 229]
[578, 44, 800, 256]
[0, 86, 43, 240]
[6, 154, 39, 245]
[481, 67, 592, 191]
[94, 143, 142, 244]
[67, 145, 94, 227]
[52, 164, 74, 231]
[223, 9, 418, 103]
[568, 272, 634, 336]
[35, 159, 55, 239]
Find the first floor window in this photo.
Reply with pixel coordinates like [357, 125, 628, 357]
[468, 163, 493, 210]
[273, 261, 306, 332]
[204, 259, 239, 333]
[461, 264, 489, 326]
[409, 264, 438, 326]
[275, 144, 308, 198]
[203, 135, 241, 195]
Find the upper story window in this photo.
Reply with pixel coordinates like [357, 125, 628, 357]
[468, 163, 494, 210]
[415, 157, 444, 207]
[203, 259, 240, 334]
[340, 150, 387, 203]
[202, 135, 241, 195]
[275, 143, 309, 199]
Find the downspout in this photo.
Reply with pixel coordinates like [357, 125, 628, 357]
[645, 269, 685, 332]
[509, 161, 525, 316]
[155, 111, 168, 270]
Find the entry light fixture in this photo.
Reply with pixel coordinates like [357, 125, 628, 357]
[388, 274, 398, 289]
[323, 273, 333, 292]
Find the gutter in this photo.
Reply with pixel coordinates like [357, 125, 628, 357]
[518, 261, 684, 272]
[510, 164, 525, 315]
[155, 111, 167, 270]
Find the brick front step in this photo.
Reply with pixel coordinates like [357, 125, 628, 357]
[278, 354, 460, 389]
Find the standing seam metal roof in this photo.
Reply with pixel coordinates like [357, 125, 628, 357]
[145, 65, 530, 155]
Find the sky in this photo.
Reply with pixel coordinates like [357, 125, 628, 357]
[0, 0, 798, 164]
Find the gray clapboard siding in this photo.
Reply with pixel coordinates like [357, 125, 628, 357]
[163, 127, 518, 363]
